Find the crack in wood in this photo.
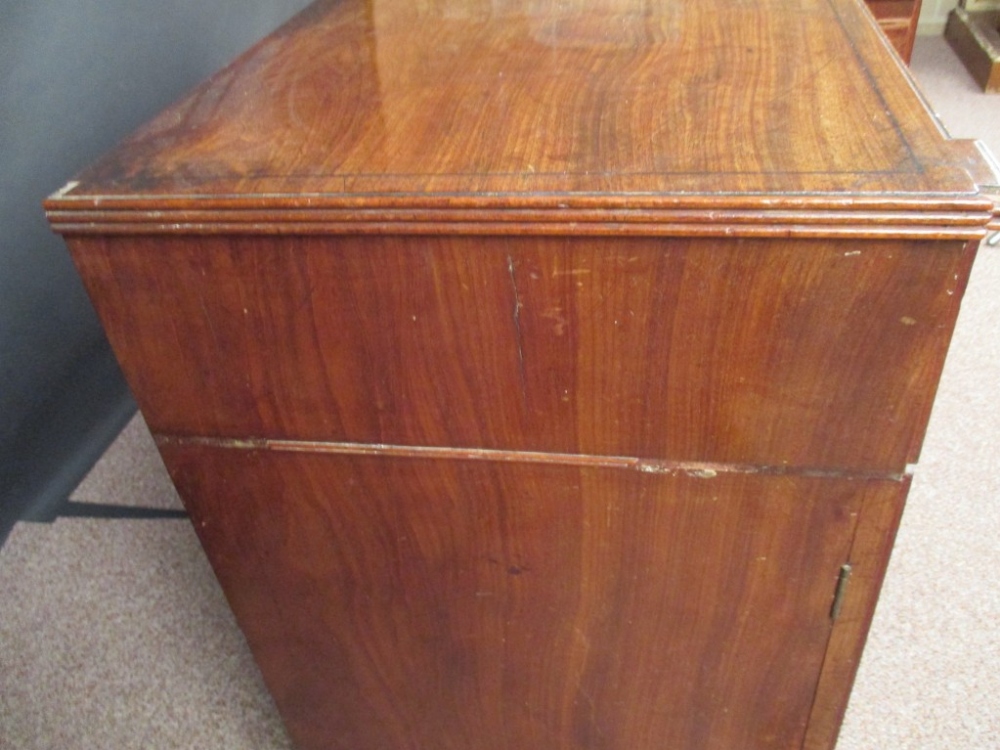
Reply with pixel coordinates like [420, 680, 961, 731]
[506, 253, 528, 404]
[153, 434, 908, 482]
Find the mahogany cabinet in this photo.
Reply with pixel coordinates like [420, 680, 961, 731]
[46, 1, 999, 748]
[864, 0, 923, 62]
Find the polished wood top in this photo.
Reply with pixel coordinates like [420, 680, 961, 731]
[47, 0, 998, 236]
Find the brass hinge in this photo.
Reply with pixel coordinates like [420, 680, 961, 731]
[830, 564, 853, 622]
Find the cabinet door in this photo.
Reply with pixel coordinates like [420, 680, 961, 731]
[160, 443, 906, 750]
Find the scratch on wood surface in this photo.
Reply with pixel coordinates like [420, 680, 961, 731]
[637, 462, 674, 474]
[637, 463, 715, 478]
[507, 254, 528, 402]
[51, 180, 80, 199]
[686, 468, 719, 478]
[199, 296, 222, 347]
[158, 435, 266, 450]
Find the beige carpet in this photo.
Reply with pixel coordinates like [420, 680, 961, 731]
[2, 36, 998, 750]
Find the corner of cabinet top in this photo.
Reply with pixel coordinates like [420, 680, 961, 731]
[45, 0, 999, 239]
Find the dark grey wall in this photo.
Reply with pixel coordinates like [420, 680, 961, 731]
[1, 0, 312, 544]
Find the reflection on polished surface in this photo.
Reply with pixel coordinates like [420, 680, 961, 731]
[43, 5, 999, 750]
[70, 0, 968, 199]
[62, 0, 992, 210]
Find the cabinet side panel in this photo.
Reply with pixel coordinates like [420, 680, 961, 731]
[67, 234, 972, 472]
[158, 443, 899, 750]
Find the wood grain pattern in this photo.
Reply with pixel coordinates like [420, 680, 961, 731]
[69, 233, 976, 473]
[44, 0, 997, 236]
[44, 2, 998, 747]
[158, 443, 907, 750]
[66, 0, 913, 184]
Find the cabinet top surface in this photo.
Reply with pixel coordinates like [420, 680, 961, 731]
[49, 0, 999, 233]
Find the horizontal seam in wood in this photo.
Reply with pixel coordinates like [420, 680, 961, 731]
[45, 191, 994, 211]
[152, 434, 908, 482]
[44, 221, 991, 241]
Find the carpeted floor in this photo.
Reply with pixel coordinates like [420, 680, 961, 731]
[1, 35, 998, 750]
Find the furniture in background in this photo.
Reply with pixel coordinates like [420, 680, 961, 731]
[865, 0, 924, 61]
[46, 1, 999, 748]
[945, 0, 1000, 91]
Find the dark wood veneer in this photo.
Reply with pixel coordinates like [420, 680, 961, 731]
[46, 0, 998, 748]
[69, 233, 975, 473]
[160, 444, 908, 750]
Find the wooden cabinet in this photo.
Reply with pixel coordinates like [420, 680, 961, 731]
[46, 1, 998, 749]
[945, 4, 1000, 92]
[864, 0, 924, 62]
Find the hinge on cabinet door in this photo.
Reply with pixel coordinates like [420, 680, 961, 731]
[830, 564, 853, 622]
